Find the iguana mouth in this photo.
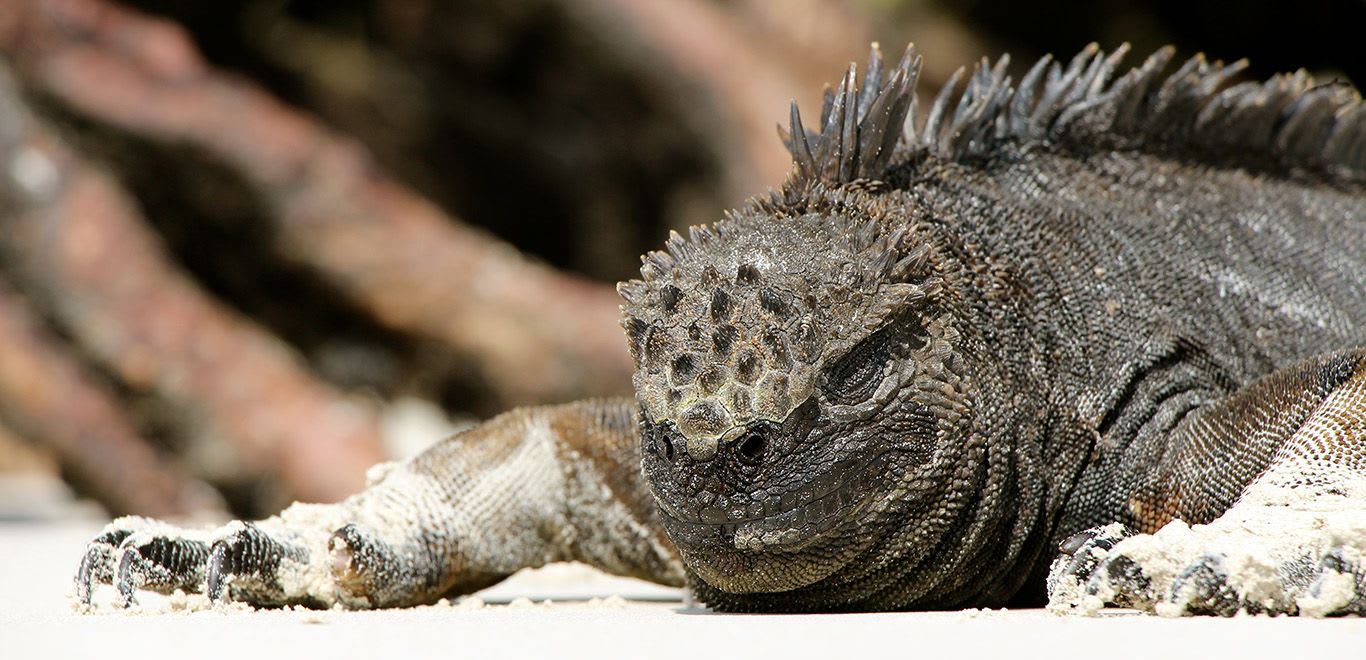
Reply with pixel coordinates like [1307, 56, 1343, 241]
[655, 452, 891, 551]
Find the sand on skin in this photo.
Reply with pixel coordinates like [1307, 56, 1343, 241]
[3, 523, 1365, 660]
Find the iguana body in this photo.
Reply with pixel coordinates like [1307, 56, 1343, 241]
[76, 44, 1366, 616]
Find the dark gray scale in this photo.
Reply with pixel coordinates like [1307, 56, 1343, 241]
[624, 41, 1364, 613]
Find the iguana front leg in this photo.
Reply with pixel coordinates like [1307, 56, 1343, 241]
[1049, 350, 1366, 616]
[75, 399, 684, 609]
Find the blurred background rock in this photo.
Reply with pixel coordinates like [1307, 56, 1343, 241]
[0, 0, 1358, 521]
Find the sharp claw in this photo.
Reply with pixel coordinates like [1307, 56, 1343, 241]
[74, 522, 149, 606]
[75, 543, 110, 605]
[76, 518, 269, 611]
[329, 524, 375, 596]
[329, 523, 401, 607]
[329, 526, 358, 579]
[1058, 530, 1097, 555]
[1167, 554, 1239, 617]
[205, 521, 305, 605]
[1300, 550, 1366, 617]
[77, 519, 319, 611]
[1086, 554, 1153, 608]
[83, 529, 213, 609]
[115, 547, 145, 607]
[206, 543, 228, 603]
[1047, 524, 1136, 609]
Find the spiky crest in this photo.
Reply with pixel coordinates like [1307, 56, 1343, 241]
[781, 43, 1365, 187]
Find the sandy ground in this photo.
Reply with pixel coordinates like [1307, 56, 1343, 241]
[3, 522, 1364, 659]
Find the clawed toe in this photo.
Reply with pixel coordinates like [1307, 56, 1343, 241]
[1298, 549, 1366, 616]
[73, 517, 206, 607]
[74, 517, 321, 610]
[1163, 554, 1240, 617]
[328, 523, 399, 605]
[1086, 553, 1154, 609]
[206, 522, 308, 606]
[1051, 513, 1366, 618]
[113, 535, 210, 606]
[1046, 523, 1133, 610]
[75, 540, 119, 605]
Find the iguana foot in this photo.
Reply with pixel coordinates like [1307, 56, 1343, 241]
[75, 506, 347, 610]
[1048, 465, 1366, 617]
[75, 517, 211, 607]
[74, 402, 683, 611]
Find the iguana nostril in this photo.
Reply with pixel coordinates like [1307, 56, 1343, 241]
[657, 432, 674, 461]
[736, 432, 766, 464]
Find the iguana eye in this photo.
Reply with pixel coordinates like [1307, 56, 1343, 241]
[823, 340, 888, 405]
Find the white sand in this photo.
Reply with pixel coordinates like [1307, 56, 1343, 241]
[3, 523, 1362, 660]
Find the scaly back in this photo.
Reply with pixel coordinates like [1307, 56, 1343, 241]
[778, 43, 1365, 195]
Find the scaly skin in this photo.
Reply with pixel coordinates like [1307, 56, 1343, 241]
[77, 401, 682, 609]
[76, 44, 1366, 615]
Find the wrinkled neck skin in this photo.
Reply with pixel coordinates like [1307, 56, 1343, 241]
[646, 181, 1083, 612]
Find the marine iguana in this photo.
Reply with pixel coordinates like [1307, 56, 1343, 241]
[74, 43, 1366, 616]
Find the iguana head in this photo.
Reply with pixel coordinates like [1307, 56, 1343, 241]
[617, 109, 989, 610]
[619, 185, 971, 606]
[614, 45, 983, 609]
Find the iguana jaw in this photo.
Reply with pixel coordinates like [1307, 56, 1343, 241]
[656, 450, 891, 550]
[646, 438, 895, 593]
